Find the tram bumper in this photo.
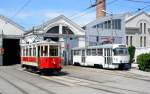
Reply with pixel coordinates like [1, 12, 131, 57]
[119, 63, 131, 70]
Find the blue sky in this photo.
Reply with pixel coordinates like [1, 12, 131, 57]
[0, 0, 150, 29]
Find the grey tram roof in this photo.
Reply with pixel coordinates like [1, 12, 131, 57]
[72, 44, 127, 50]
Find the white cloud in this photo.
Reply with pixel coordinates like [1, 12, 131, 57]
[16, 12, 32, 20]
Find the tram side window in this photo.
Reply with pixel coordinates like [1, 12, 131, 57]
[49, 45, 58, 56]
[41, 46, 44, 56]
[29, 47, 32, 56]
[22, 48, 24, 56]
[92, 49, 97, 56]
[33, 46, 36, 56]
[73, 50, 76, 55]
[107, 49, 110, 56]
[86, 49, 91, 56]
[74, 50, 80, 56]
[74, 50, 77, 55]
[23, 48, 26, 56]
[97, 48, 103, 56]
[26, 48, 28, 56]
[44, 46, 48, 56]
[22, 47, 25, 56]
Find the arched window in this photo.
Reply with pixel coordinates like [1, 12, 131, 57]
[45, 26, 59, 42]
[62, 26, 74, 34]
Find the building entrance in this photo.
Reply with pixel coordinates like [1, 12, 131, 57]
[3, 39, 20, 65]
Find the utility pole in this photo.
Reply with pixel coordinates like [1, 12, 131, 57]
[64, 26, 69, 65]
[110, 14, 113, 44]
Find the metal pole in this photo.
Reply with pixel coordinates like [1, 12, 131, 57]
[96, 25, 100, 45]
[64, 26, 69, 65]
[111, 14, 113, 44]
[0, 30, 3, 66]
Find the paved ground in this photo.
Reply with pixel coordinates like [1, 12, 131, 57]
[0, 65, 150, 94]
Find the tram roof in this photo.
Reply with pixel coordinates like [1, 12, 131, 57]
[72, 44, 127, 50]
[21, 40, 60, 46]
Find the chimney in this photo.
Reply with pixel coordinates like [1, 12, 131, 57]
[96, 0, 106, 18]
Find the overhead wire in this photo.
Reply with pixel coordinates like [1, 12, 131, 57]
[123, 0, 150, 14]
[125, 0, 150, 4]
[11, 0, 31, 19]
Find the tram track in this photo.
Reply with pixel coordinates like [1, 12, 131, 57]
[64, 75, 149, 94]
[7, 65, 150, 94]
[0, 74, 29, 94]
[67, 66, 150, 82]
[15, 66, 124, 94]
[0, 68, 56, 94]
[15, 66, 130, 94]
[62, 66, 150, 94]
[16, 67, 71, 87]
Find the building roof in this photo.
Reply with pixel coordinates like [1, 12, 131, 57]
[0, 14, 25, 31]
[125, 11, 150, 23]
[26, 15, 85, 34]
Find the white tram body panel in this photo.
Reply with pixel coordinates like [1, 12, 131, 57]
[72, 44, 130, 69]
[85, 56, 104, 66]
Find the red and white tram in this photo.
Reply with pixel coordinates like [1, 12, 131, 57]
[21, 41, 62, 73]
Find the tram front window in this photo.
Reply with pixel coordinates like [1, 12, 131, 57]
[113, 48, 128, 56]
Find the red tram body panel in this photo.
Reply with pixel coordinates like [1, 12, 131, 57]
[39, 57, 62, 69]
[21, 41, 62, 72]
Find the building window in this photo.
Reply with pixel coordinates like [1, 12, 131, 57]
[96, 36, 99, 42]
[104, 21, 108, 29]
[140, 36, 142, 47]
[144, 36, 146, 47]
[93, 19, 121, 30]
[126, 36, 128, 45]
[112, 19, 121, 30]
[144, 23, 146, 34]
[140, 23, 142, 34]
[130, 36, 132, 46]
[117, 19, 121, 30]
[108, 20, 111, 29]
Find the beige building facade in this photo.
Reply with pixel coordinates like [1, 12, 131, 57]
[125, 11, 150, 48]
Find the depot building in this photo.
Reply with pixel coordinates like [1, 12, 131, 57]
[0, 15, 24, 65]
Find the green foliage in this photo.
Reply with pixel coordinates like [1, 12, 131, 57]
[128, 46, 136, 63]
[137, 53, 150, 72]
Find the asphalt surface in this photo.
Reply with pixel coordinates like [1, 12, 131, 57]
[0, 65, 150, 94]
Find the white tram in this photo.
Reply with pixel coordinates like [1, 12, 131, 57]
[72, 44, 130, 69]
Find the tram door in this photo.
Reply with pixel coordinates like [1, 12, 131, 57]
[81, 50, 86, 64]
[104, 48, 112, 68]
[37, 46, 40, 65]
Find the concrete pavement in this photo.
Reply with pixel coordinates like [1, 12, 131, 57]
[0, 65, 150, 94]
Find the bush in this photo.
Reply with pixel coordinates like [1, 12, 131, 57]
[137, 53, 150, 72]
[128, 46, 136, 63]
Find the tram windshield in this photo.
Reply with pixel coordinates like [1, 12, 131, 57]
[113, 48, 128, 56]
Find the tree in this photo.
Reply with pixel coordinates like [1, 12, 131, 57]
[128, 46, 136, 63]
